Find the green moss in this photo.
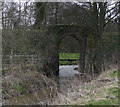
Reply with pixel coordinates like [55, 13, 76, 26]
[2, 90, 7, 94]
[13, 83, 26, 94]
[88, 34, 94, 49]
[43, 82, 47, 87]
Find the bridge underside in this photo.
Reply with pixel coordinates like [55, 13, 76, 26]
[40, 25, 92, 76]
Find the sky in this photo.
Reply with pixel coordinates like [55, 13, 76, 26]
[2, 0, 119, 2]
[0, 0, 118, 29]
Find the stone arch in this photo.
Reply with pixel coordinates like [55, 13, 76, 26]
[43, 25, 92, 76]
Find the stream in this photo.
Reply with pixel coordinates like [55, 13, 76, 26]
[59, 65, 79, 77]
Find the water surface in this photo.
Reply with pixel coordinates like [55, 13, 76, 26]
[59, 65, 79, 77]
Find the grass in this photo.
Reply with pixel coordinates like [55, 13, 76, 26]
[59, 53, 79, 59]
[108, 87, 119, 97]
[59, 53, 79, 65]
[71, 69, 119, 105]
[85, 71, 119, 105]
[59, 61, 78, 66]
[86, 99, 118, 105]
[86, 86, 119, 105]
[109, 70, 118, 77]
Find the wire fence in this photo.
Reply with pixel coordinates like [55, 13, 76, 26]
[2, 55, 41, 71]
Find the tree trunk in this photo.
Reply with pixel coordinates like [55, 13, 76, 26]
[55, 3, 58, 25]
[51, 48, 59, 76]
[46, 45, 59, 77]
[90, 2, 106, 74]
[35, 2, 47, 29]
[79, 36, 87, 73]
[93, 33, 103, 74]
[118, 2, 120, 71]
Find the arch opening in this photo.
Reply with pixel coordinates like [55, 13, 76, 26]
[58, 35, 81, 77]
[42, 25, 90, 77]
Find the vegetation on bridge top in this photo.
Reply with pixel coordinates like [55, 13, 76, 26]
[47, 24, 92, 35]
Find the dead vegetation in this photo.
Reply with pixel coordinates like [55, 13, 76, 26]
[2, 63, 58, 105]
[52, 67, 118, 105]
[2, 61, 118, 105]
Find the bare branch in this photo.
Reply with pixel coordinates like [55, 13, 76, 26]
[105, 4, 119, 15]
[107, 2, 118, 7]
[104, 12, 119, 27]
[73, 2, 90, 14]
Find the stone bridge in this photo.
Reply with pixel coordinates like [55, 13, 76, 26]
[38, 25, 93, 76]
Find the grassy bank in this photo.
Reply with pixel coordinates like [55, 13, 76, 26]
[59, 53, 79, 65]
[71, 69, 119, 105]
[85, 70, 119, 105]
